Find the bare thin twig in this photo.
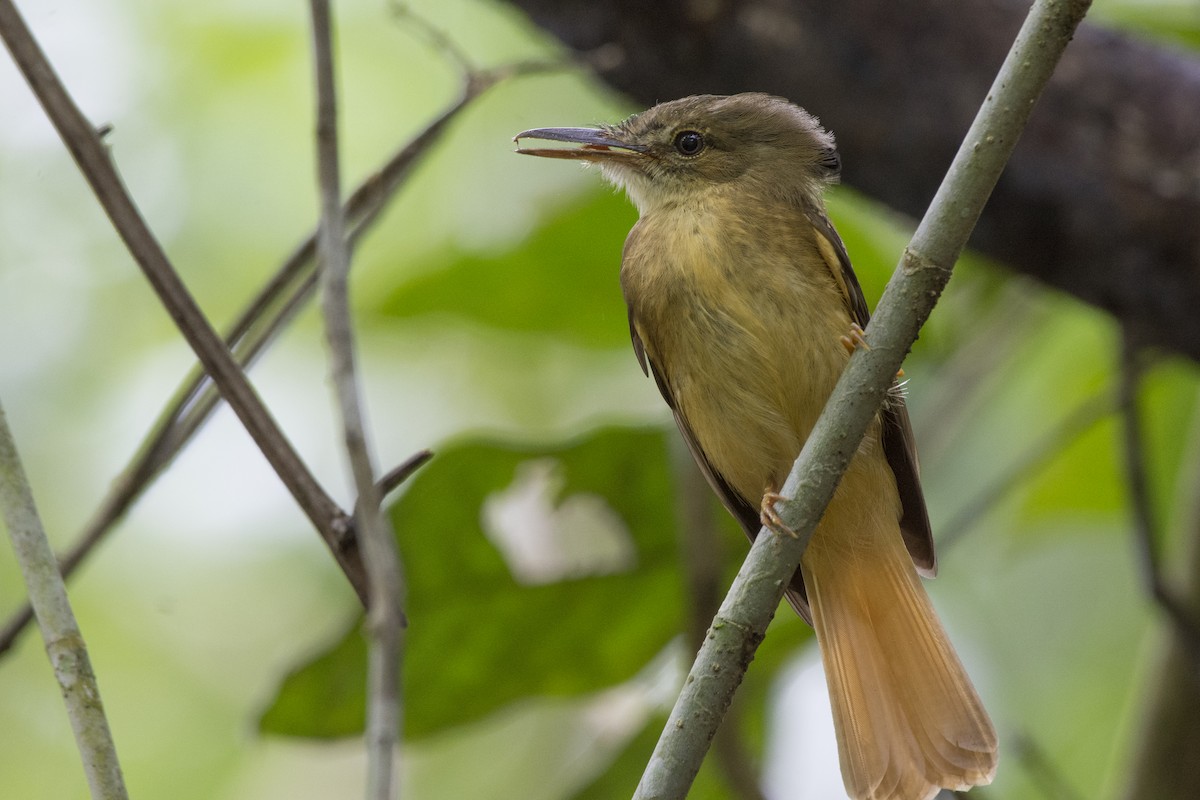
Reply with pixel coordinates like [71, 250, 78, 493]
[388, 0, 474, 75]
[307, 2, 403, 797]
[376, 450, 434, 503]
[0, 0, 366, 598]
[1118, 330, 1200, 663]
[0, 59, 556, 656]
[632, 1, 1093, 796]
[0, 401, 128, 800]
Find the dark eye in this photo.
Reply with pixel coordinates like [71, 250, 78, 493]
[818, 147, 841, 175]
[673, 130, 705, 156]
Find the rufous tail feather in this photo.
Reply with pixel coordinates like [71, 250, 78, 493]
[801, 519, 997, 800]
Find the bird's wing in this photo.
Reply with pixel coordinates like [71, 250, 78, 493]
[629, 311, 757, 531]
[803, 206, 937, 575]
[629, 311, 815, 621]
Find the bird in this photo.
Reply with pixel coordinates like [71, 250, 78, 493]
[514, 93, 997, 800]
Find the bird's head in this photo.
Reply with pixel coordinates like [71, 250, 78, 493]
[514, 93, 840, 213]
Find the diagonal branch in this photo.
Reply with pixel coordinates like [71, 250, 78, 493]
[375, 449, 434, 504]
[0, 401, 128, 800]
[0, 0, 365, 597]
[0, 51, 559, 656]
[631, 1, 1093, 796]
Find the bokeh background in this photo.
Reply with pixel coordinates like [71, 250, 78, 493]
[2, 0, 1199, 798]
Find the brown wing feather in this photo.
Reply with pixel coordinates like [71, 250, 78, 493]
[629, 313, 816, 621]
[804, 207, 936, 575]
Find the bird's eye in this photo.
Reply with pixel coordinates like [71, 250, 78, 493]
[673, 130, 705, 156]
[818, 148, 841, 175]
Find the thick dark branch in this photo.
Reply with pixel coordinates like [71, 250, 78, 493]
[507, 0, 1200, 360]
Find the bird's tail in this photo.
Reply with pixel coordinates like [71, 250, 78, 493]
[800, 514, 997, 800]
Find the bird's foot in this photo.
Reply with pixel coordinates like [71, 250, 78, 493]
[760, 489, 798, 538]
[839, 322, 870, 355]
[840, 322, 905, 378]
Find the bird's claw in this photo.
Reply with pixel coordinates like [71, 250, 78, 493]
[760, 490, 799, 538]
[841, 322, 906, 378]
[839, 322, 870, 355]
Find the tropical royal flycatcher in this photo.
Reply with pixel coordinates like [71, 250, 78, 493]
[514, 93, 997, 800]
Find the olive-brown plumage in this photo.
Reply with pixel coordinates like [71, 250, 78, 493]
[516, 93, 997, 800]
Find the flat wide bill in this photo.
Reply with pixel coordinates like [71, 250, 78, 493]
[513, 127, 646, 159]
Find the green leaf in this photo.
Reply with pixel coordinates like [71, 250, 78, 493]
[1007, 305, 1122, 524]
[378, 189, 637, 348]
[824, 187, 911, 305]
[258, 618, 370, 739]
[1139, 360, 1200, 530]
[261, 425, 688, 739]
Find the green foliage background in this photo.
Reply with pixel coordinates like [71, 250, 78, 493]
[1, 0, 1197, 798]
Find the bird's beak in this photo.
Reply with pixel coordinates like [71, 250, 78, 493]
[513, 127, 647, 161]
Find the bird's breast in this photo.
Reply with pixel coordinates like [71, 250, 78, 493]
[620, 198, 854, 502]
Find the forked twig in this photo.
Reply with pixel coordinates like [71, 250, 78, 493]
[0, 42, 560, 656]
[0, 0, 365, 602]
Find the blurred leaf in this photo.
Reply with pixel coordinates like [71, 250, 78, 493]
[1091, 0, 1200, 51]
[825, 187, 1003, 361]
[258, 620, 370, 739]
[379, 189, 637, 348]
[567, 715, 658, 800]
[567, 582, 814, 800]
[915, 296, 1119, 533]
[1022, 416, 1126, 519]
[1017, 321, 1200, 528]
[1139, 360, 1200, 530]
[568, 713, 731, 800]
[824, 188, 911, 305]
[261, 425, 687, 739]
